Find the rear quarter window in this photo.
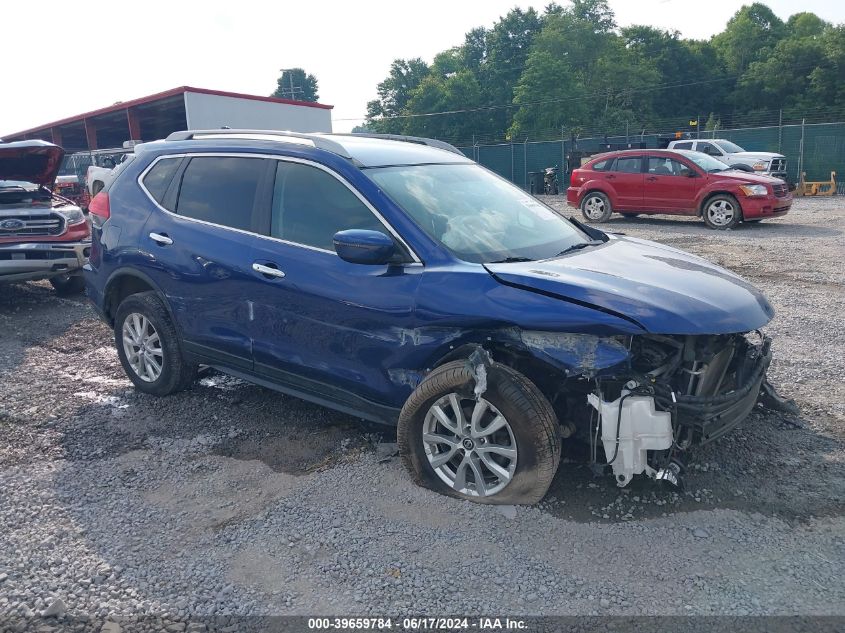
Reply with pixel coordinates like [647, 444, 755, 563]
[591, 158, 611, 171]
[141, 157, 180, 203]
[673, 142, 693, 150]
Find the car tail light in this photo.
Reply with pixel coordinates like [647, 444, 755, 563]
[571, 169, 584, 185]
[88, 192, 110, 226]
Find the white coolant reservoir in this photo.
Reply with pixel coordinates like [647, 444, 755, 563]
[587, 392, 673, 487]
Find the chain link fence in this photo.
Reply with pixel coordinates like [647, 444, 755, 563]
[452, 115, 845, 192]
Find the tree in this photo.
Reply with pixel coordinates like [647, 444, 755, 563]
[272, 68, 319, 102]
[365, 58, 430, 133]
[712, 3, 785, 75]
[403, 71, 485, 140]
[361, 1, 843, 144]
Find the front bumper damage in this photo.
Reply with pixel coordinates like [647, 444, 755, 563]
[0, 240, 91, 283]
[579, 331, 773, 487]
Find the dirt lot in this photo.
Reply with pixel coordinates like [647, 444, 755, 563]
[0, 198, 843, 627]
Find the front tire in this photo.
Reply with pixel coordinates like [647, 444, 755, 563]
[580, 192, 612, 222]
[703, 194, 742, 230]
[49, 273, 86, 296]
[398, 360, 562, 504]
[114, 292, 196, 396]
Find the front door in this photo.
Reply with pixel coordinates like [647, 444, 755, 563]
[644, 156, 699, 212]
[249, 158, 423, 415]
[138, 154, 273, 371]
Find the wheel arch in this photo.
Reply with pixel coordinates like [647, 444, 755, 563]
[698, 190, 743, 218]
[102, 268, 176, 328]
[579, 184, 615, 207]
[429, 341, 579, 424]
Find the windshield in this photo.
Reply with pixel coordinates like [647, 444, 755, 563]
[366, 163, 588, 263]
[714, 140, 744, 154]
[684, 153, 731, 173]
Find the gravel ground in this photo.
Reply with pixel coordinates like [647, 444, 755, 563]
[0, 198, 843, 628]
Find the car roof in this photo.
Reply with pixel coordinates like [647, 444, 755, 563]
[140, 130, 472, 168]
[588, 148, 701, 159]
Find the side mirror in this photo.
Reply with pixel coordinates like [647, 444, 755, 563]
[333, 229, 397, 265]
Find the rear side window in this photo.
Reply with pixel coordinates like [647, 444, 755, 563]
[673, 142, 693, 150]
[175, 157, 264, 232]
[613, 157, 642, 173]
[591, 159, 611, 171]
[141, 157, 179, 203]
[270, 161, 387, 251]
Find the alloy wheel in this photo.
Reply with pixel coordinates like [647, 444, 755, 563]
[422, 393, 517, 497]
[707, 199, 735, 226]
[121, 313, 164, 382]
[583, 195, 606, 220]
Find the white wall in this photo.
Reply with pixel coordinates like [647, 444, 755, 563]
[183, 91, 332, 133]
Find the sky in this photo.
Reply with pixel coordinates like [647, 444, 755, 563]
[2, 0, 844, 137]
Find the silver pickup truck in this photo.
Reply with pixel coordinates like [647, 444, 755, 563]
[667, 138, 788, 181]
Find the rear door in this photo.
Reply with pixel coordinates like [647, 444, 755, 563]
[643, 156, 699, 213]
[138, 154, 273, 371]
[606, 155, 644, 210]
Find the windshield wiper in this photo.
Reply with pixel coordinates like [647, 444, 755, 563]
[555, 241, 602, 257]
[488, 256, 535, 264]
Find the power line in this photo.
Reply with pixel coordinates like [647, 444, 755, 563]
[334, 61, 824, 124]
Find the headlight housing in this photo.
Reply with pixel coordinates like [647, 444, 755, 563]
[752, 161, 768, 171]
[739, 184, 768, 197]
[58, 208, 86, 225]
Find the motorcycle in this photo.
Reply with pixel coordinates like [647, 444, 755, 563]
[544, 165, 559, 195]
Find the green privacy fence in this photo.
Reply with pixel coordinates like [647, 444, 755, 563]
[457, 122, 845, 189]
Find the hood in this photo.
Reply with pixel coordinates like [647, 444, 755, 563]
[484, 235, 774, 335]
[730, 151, 784, 161]
[713, 170, 783, 185]
[0, 140, 65, 187]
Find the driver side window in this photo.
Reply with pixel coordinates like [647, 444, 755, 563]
[647, 157, 689, 176]
[270, 162, 388, 251]
[698, 142, 722, 157]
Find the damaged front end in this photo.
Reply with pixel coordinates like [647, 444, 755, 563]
[575, 331, 772, 487]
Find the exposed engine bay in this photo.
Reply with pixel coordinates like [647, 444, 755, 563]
[570, 331, 772, 487]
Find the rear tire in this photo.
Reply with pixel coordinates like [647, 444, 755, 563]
[114, 292, 197, 396]
[49, 273, 86, 296]
[580, 191, 612, 222]
[702, 194, 742, 230]
[398, 360, 561, 505]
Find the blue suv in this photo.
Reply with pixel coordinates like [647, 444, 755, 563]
[85, 130, 774, 504]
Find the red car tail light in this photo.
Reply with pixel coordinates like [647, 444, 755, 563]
[88, 192, 110, 226]
[571, 170, 584, 185]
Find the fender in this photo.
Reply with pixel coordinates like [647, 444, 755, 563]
[576, 178, 617, 207]
[102, 266, 179, 329]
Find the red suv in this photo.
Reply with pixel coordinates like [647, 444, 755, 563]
[567, 149, 792, 230]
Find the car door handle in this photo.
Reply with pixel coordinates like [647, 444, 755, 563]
[149, 232, 173, 245]
[606, 174, 616, 180]
[646, 176, 658, 181]
[252, 263, 286, 279]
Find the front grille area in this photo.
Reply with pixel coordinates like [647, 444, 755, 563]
[772, 183, 789, 198]
[770, 158, 787, 172]
[0, 213, 65, 237]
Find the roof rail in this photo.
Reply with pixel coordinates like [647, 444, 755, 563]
[328, 132, 464, 156]
[164, 129, 353, 159]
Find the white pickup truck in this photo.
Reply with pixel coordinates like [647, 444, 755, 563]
[85, 150, 133, 197]
[666, 138, 788, 182]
